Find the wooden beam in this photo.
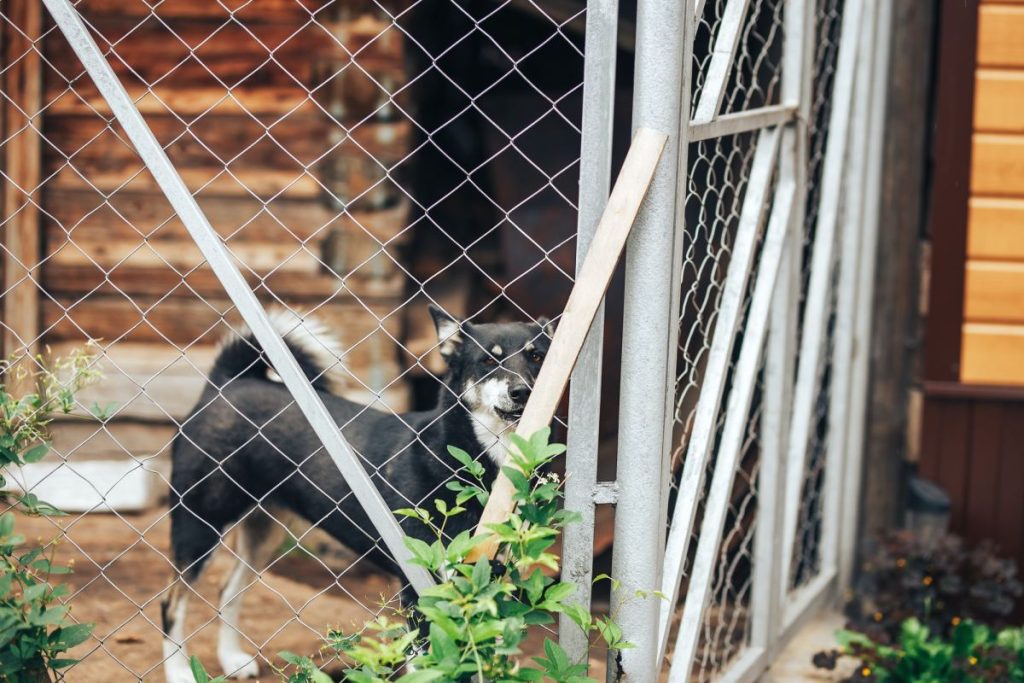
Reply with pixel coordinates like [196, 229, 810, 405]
[465, 127, 667, 562]
[3, 0, 43, 377]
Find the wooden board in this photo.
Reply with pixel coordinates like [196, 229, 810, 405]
[44, 15, 403, 120]
[971, 133, 1024, 197]
[43, 190, 410, 244]
[975, 69, 1024, 133]
[73, 0, 325, 23]
[42, 115, 410, 199]
[48, 341, 411, 421]
[978, 5, 1024, 68]
[968, 197, 1024, 260]
[49, 420, 177, 461]
[2, 1, 42, 371]
[965, 260, 1024, 323]
[962, 322, 1024, 384]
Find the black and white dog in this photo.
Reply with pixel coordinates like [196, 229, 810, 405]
[161, 305, 552, 682]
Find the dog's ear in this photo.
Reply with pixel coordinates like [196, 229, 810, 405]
[537, 316, 556, 339]
[429, 304, 464, 359]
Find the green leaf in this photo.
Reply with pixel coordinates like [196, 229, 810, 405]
[51, 622, 93, 650]
[471, 557, 491, 589]
[396, 670, 445, 683]
[190, 655, 210, 683]
[22, 443, 50, 463]
[447, 445, 474, 469]
[544, 582, 576, 604]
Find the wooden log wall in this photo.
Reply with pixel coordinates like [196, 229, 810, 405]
[962, 0, 1024, 383]
[40, 1, 413, 477]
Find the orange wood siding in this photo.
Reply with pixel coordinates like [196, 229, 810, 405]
[963, 2, 1024, 384]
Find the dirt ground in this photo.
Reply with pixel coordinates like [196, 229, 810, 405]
[14, 506, 609, 682]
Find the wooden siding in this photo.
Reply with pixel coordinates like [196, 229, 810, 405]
[963, 2, 1024, 383]
[920, 395, 1024, 563]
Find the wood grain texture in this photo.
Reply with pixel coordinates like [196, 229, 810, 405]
[972, 134, 1024, 197]
[968, 197, 1024, 259]
[965, 260, 1024, 323]
[966, 402, 1002, 542]
[2, 1, 42, 369]
[466, 128, 668, 562]
[45, 339, 410, 422]
[962, 322, 1024, 383]
[921, 393, 1024, 576]
[978, 4, 1024, 67]
[975, 69, 1024, 133]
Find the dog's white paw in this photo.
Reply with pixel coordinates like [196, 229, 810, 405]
[164, 661, 199, 683]
[219, 648, 259, 679]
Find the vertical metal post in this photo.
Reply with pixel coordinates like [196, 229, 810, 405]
[820, 0, 879, 579]
[779, 0, 864, 594]
[838, 0, 893, 594]
[608, 0, 691, 677]
[752, 0, 813, 649]
[560, 0, 619, 666]
[42, 0, 436, 593]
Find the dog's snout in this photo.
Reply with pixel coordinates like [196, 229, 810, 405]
[509, 384, 531, 404]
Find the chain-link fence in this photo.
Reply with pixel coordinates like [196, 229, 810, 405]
[0, 0, 890, 680]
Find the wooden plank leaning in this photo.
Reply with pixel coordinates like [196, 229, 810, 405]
[466, 127, 668, 562]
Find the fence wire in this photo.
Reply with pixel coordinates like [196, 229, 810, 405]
[0, 0, 865, 680]
[0, 0, 583, 679]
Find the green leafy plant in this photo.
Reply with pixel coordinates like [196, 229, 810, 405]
[813, 617, 1024, 682]
[190, 429, 632, 683]
[0, 346, 100, 682]
[335, 428, 630, 682]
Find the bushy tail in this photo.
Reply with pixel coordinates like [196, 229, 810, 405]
[207, 310, 344, 394]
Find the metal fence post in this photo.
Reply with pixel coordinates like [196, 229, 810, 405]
[608, 0, 691, 678]
[560, 0, 619, 667]
[838, 0, 894, 595]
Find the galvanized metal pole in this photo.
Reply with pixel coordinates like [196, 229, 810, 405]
[608, 0, 691, 677]
[560, 0, 619, 667]
[838, 0, 893, 595]
[41, 0, 436, 593]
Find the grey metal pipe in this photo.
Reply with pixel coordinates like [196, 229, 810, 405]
[560, 0, 620, 668]
[608, 0, 691, 677]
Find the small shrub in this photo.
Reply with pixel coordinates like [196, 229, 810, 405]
[0, 346, 101, 682]
[814, 617, 1024, 682]
[191, 428, 631, 682]
[845, 531, 1023, 645]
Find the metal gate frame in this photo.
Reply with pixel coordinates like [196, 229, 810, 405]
[39, 0, 894, 680]
[592, 0, 894, 680]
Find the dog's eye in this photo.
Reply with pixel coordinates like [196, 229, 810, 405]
[483, 357, 498, 367]
[530, 352, 544, 364]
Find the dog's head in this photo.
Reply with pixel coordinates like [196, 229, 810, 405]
[429, 304, 553, 440]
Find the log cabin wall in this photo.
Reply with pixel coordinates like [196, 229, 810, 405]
[921, 0, 1024, 568]
[33, 0, 413, 507]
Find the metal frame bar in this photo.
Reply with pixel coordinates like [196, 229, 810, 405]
[819, 0, 879, 582]
[689, 104, 798, 141]
[668, 172, 796, 682]
[41, 0, 437, 594]
[692, 0, 753, 123]
[609, 0, 693, 676]
[778, 0, 864, 595]
[559, 0, 620, 665]
[656, 125, 782, 662]
[838, 0, 893, 594]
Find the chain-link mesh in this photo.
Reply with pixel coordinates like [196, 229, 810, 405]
[0, 0, 865, 679]
[0, 1, 585, 679]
